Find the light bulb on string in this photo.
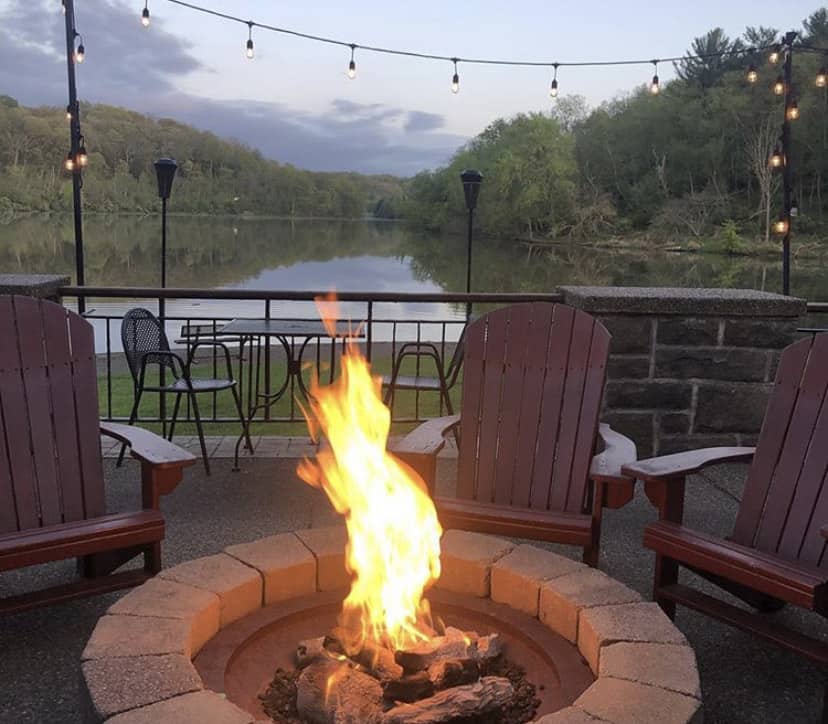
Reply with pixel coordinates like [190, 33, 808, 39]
[246, 22, 254, 59]
[817, 66, 828, 88]
[746, 64, 758, 84]
[786, 100, 799, 121]
[61, 0, 65, 14]
[772, 75, 784, 96]
[773, 215, 789, 235]
[450, 58, 459, 94]
[141, 2, 150, 27]
[769, 146, 783, 168]
[649, 60, 660, 95]
[64, 153, 75, 172]
[78, 144, 88, 167]
[65, 105, 72, 121]
[549, 63, 559, 99]
[347, 44, 356, 79]
[769, 44, 781, 64]
[74, 36, 85, 64]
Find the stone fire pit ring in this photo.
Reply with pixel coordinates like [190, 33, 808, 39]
[80, 528, 702, 723]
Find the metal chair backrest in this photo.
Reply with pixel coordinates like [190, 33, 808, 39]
[445, 325, 467, 388]
[456, 303, 610, 514]
[0, 296, 106, 533]
[121, 308, 175, 384]
[733, 333, 828, 568]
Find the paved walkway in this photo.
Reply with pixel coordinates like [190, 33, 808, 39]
[0, 455, 825, 723]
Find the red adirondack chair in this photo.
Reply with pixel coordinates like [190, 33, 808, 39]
[392, 302, 636, 566]
[0, 296, 195, 614]
[622, 333, 828, 707]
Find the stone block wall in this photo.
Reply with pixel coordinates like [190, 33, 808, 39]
[561, 287, 807, 458]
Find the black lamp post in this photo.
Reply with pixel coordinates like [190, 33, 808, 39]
[460, 169, 483, 320]
[154, 158, 177, 321]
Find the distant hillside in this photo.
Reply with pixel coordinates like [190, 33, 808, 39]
[0, 95, 405, 218]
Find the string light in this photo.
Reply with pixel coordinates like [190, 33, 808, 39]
[786, 100, 800, 121]
[142, 1, 150, 27]
[746, 64, 758, 83]
[74, 34, 85, 63]
[450, 58, 459, 94]
[78, 142, 88, 167]
[772, 75, 784, 95]
[64, 153, 75, 172]
[649, 60, 660, 95]
[348, 44, 356, 79]
[245, 21, 254, 59]
[65, 105, 72, 121]
[61, 0, 65, 14]
[769, 44, 781, 64]
[769, 146, 784, 168]
[773, 215, 789, 235]
[817, 65, 827, 88]
[549, 63, 559, 98]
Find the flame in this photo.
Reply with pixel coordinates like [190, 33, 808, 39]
[297, 295, 442, 652]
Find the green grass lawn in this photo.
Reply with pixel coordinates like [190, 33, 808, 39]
[97, 352, 461, 437]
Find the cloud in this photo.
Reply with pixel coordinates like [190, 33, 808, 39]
[0, 0, 466, 175]
[405, 110, 444, 133]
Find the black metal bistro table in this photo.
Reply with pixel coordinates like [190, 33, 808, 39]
[219, 318, 365, 469]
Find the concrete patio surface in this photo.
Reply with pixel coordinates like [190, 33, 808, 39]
[0, 444, 825, 723]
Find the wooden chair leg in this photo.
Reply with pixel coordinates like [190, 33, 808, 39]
[188, 391, 211, 476]
[653, 553, 679, 620]
[144, 541, 162, 575]
[117, 388, 143, 467]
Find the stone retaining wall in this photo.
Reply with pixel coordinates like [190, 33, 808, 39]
[561, 287, 807, 457]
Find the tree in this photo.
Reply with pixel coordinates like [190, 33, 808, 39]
[674, 28, 745, 88]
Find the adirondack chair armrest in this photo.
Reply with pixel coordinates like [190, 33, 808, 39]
[622, 446, 756, 483]
[591, 423, 637, 484]
[389, 414, 461, 495]
[100, 422, 196, 509]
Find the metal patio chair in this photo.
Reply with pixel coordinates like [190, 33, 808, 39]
[117, 308, 252, 475]
[382, 326, 466, 417]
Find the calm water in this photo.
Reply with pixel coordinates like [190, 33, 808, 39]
[2, 215, 826, 323]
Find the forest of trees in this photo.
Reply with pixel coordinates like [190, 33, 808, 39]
[402, 9, 828, 247]
[0, 98, 402, 218]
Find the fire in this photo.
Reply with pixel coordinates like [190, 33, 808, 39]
[297, 295, 442, 652]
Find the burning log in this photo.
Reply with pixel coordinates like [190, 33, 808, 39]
[324, 626, 364, 659]
[425, 658, 479, 689]
[474, 633, 504, 662]
[394, 628, 475, 672]
[381, 671, 435, 702]
[296, 659, 383, 724]
[381, 676, 515, 724]
[296, 637, 327, 668]
[357, 640, 404, 682]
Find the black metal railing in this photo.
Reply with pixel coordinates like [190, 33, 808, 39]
[60, 286, 563, 428]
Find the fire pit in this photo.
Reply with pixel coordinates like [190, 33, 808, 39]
[80, 527, 703, 724]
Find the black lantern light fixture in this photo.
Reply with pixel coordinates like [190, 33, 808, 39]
[460, 169, 483, 319]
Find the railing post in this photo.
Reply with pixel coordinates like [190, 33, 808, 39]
[264, 298, 271, 421]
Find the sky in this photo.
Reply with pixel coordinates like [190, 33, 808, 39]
[0, 0, 822, 175]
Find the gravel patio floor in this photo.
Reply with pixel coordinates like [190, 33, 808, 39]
[0, 449, 825, 723]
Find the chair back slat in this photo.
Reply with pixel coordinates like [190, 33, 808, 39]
[68, 311, 106, 519]
[0, 296, 105, 532]
[529, 305, 576, 510]
[0, 297, 37, 532]
[455, 303, 610, 515]
[565, 322, 611, 513]
[456, 319, 486, 500]
[508, 304, 555, 508]
[472, 308, 511, 505]
[491, 307, 534, 505]
[42, 304, 85, 522]
[733, 334, 828, 567]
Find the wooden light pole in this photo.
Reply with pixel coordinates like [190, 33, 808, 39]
[780, 31, 797, 296]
